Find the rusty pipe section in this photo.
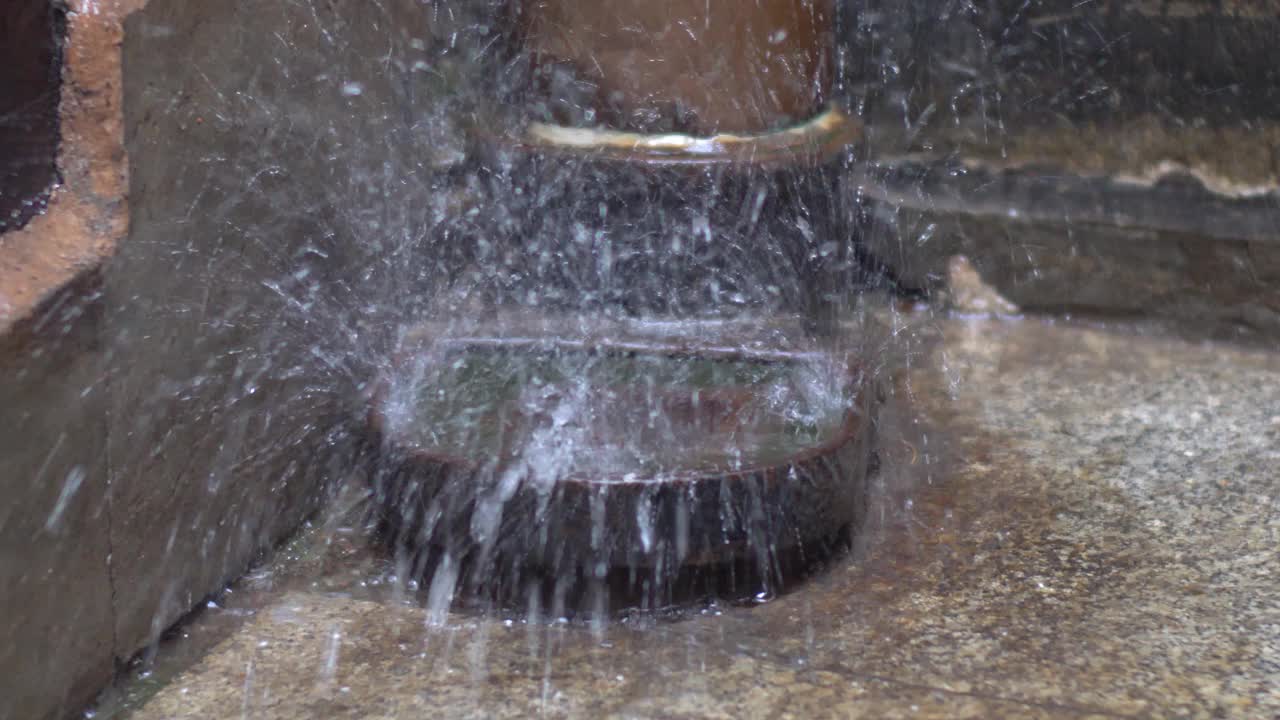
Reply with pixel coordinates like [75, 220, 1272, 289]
[489, 0, 860, 330]
[519, 0, 836, 136]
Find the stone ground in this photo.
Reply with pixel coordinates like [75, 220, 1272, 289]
[98, 311, 1280, 719]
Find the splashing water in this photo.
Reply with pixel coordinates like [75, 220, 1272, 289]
[379, 337, 854, 479]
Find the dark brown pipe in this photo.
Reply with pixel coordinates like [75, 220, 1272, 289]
[0, 0, 62, 234]
[521, 0, 835, 135]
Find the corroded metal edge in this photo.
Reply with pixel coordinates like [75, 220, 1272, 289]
[0, 0, 147, 335]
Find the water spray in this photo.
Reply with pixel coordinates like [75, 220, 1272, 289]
[364, 0, 881, 615]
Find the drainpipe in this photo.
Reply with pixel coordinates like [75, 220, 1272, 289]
[482, 0, 861, 333]
[510, 0, 857, 165]
[520, 0, 836, 136]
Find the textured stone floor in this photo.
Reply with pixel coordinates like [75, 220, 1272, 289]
[111, 313, 1280, 719]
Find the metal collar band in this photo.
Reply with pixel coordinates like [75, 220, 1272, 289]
[522, 106, 861, 167]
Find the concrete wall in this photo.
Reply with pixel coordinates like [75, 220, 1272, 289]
[108, 0, 443, 687]
[0, 276, 114, 720]
[0, 0, 449, 717]
[843, 0, 1280, 338]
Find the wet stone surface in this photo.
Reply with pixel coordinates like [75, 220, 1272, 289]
[108, 314, 1280, 719]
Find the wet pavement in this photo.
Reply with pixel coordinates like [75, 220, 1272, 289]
[105, 312, 1280, 719]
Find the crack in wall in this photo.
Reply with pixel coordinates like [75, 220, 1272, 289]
[102, 380, 122, 674]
